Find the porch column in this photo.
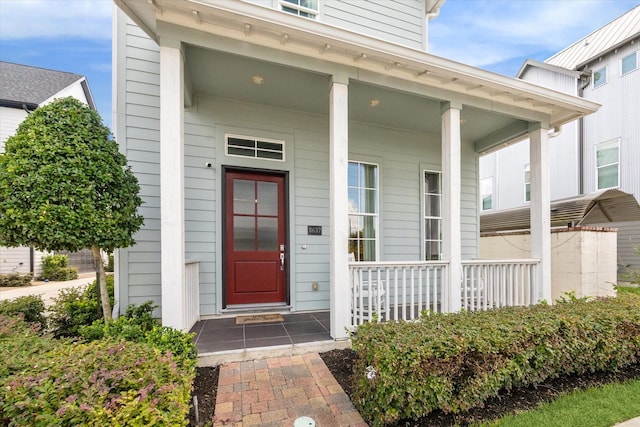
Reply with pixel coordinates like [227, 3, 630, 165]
[159, 40, 186, 330]
[529, 123, 552, 303]
[329, 75, 350, 340]
[441, 102, 462, 312]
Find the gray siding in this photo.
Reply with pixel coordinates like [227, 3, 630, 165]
[582, 42, 640, 202]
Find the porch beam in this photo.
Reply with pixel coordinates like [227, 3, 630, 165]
[529, 123, 551, 303]
[160, 40, 186, 330]
[329, 75, 350, 340]
[441, 102, 462, 312]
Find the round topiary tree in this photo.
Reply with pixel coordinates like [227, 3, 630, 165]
[0, 97, 143, 320]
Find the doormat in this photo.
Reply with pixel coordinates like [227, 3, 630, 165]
[236, 313, 284, 325]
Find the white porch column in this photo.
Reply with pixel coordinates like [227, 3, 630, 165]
[441, 102, 462, 312]
[529, 123, 551, 303]
[329, 75, 350, 340]
[160, 41, 186, 330]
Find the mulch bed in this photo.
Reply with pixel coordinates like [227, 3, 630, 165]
[189, 350, 640, 426]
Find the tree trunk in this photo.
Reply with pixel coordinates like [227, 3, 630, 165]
[91, 244, 112, 321]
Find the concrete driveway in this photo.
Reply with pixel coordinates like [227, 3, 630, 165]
[0, 272, 96, 307]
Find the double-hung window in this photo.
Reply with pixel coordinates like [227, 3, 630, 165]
[348, 162, 378, 261]
[480, 177, 493, 211]
[424, 171, 442, 260]
[524, 164, 531, 203]
[596, 139, 619, 189]
[621, 51, 637, 76]
[279, 0, 318, 19]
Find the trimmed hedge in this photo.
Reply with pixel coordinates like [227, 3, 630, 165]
[0, 314, 195, 426]
[41, 254, 78, 281]
[0, 273, 33, 287]
[351, 294, 640, 426]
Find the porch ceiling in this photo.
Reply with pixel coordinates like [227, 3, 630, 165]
[117, 0, 600, 150]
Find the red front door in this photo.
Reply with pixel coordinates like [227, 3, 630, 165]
[225, 171, 287, 305]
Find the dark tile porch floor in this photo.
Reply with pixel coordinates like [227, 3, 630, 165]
[190, 311, 331, 354]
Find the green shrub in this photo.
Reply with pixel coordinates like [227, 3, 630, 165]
[0, 272, 33, 287]
[80, 301, 197, 371]
[0, 314, 194, 426]
[351, 294, 640, 425]
[0, 295, 46, 330]
[40, 254, 78, 281]
[104, 252, 114, 272]
[48, 275, 114, 337]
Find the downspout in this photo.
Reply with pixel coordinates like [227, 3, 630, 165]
[578, 69, 592, 195]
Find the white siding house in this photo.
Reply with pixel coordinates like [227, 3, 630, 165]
[0, 62, 96, 276]
[480, 6, 640, 274]
[113, 0, 598, 336]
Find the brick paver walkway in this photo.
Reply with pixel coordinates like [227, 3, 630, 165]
[213, 353, 367, 426]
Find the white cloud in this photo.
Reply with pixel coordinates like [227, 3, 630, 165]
[430, 0, 639, 70]
[0, 0, 112, 40]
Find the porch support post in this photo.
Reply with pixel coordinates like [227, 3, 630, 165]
[441, 102, 462, 312]
[159, 40, 186, 330]
[329, 74, 350, 340]
[529, 123, 551, 303]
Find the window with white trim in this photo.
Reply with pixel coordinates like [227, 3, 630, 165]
[226, 135, 285, 161]
[279, 0, 318, 19]
[424, 171, 442, 261]
[480, 177, 493, 211]
[596, 139, 619, 189]
[524, 164, 531, 203]
[621, 51, 637, 76]
[348, 161, 378, 261]
[593, 66, 607, 88]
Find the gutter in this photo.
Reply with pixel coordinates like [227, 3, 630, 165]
[578, 69, 592, 195]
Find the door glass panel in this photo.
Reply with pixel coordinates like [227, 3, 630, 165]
[257, 217, 278, 251]
[234, 180, 255, 215]
[234, 216, 255, 251]
[257, 181, 278, 216]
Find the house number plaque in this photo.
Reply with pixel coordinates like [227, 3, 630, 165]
[307, 226, 322, 236]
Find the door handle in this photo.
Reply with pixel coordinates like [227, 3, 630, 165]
[280, 253, 285, 270]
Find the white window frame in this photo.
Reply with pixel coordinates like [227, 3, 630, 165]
[595, 138, 620, 190]
[278, 0, 319, 19]
[225, 134, 285, 162]
[423, 170, 442, 261]
[524, 164, 531, 203]
[480, 177, 493, 211]
[593, 65, 607, 88]
[621, 51, 638, 76]
[348, 161, 379, 261]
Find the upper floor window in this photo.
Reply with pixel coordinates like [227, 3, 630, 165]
[524, 164, 531, 203]
[621, 52, 638, 76]
[596, 139, 619, 189]
[424, 171, 442, 260]
[348, 161, 378, 261]
[279, 0, 318, 19]
[593, 66, 607, 88]
[480, 177, 493, 211]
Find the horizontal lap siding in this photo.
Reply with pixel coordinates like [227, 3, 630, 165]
[119, 19, 162, 311]
[323, 0, 424, 49]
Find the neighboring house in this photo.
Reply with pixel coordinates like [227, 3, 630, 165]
[0, 61, 96, 276]
[113, 0, 598, 336]
[480, 6, 640, 273]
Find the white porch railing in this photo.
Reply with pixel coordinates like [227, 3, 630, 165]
[349, 259, 540, 327]
[349, 261, 448, 326]
[184, 260, 200, 331]
[461, 259, 539, 311]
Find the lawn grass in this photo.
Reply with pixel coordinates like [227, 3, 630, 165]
[616, 285, 640, 296]
[486, 378, 640, 427]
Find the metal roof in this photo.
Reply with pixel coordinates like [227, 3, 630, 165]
[480, 189, 640, 233]
[0, 61, 89, 109]
[545, 6, 640, 70]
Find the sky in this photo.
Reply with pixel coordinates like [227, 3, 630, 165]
[1, 0, 639, 130]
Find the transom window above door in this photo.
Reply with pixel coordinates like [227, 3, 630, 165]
[348, 161, 378, 261]
[226, 134, 285, 161]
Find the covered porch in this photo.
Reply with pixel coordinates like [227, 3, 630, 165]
[116, 0, 599, 340]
